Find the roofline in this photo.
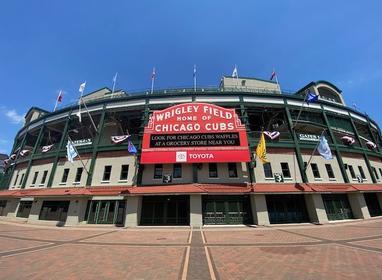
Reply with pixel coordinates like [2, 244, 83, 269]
[295, 81, 342, 95]
[222, 75, 278, 84]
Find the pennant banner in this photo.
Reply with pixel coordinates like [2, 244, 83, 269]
[3, 159, 10, 165]
[10, 154, 16, 160]
[111, 135, 130, 144]
[42, 144, 54, 153]
[19, 150, 30, 157]
[366, 140, 377, 150]
[263, 131, 280, 140]
[341, 136, 355, 146]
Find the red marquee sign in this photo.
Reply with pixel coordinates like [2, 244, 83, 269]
[140, 103, 250, 164]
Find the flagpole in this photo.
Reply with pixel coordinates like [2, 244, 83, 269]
[274, 68, 282, 94]
[304, 129, 327, 171]
[194, 65, 197, 92]
[111, 72, 118, 98]
[53, 91, 60, 112]
[81, 99, 98, 133]
[151, 67, 155, 94]
[292, 90, 310, 129]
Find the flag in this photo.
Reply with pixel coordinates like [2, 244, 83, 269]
[270, 70, 276, 81]
[66, 140, 78, 163]
[151, 67, 156, 80]
[79, 82, 86, 93]
[128, 139, 137, 154]
[256, 132, 268, 164]
[306, 91, 319, 104]
[57, 90, 63, 102]
[232, 66, 238, 78]
[193, 65, 197, 78]
[317, 136, 333, 160]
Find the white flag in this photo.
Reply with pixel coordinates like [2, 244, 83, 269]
[232, 66, 238, 78]
[79, 82, 86, 93]
[113, 72, 118, 83]
[66, 140, 78, 163]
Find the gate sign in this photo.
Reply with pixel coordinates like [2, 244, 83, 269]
[140, 103, 251, 163]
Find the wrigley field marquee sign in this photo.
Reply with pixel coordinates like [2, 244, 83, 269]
[140, 103, 251, 163]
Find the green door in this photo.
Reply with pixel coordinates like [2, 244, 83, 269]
[87, 200, 125, 225]
[322, 194, 353, 221]
[202, 195, 252, 225]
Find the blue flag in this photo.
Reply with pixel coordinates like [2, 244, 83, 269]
[306, 91, 319, 104]
[317, 136, 333, 160]
[66, 140, 78, 163]
[128, 139, 137, 154]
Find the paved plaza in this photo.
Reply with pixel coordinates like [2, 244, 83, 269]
[1, 219, 382, 279]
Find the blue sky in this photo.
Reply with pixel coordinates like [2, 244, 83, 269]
[0, 1, 381, 154]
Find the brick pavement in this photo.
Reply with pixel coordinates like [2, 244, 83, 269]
[0, 219, 382, 279]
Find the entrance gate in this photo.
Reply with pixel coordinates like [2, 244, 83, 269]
[140, 196, 190, 225]
[202, 195, 253, 225]
[364, 193, 382, 217]
[266, 195, 309, 224]
[322, 194, 353, 221]
[87, 200, 125, 225]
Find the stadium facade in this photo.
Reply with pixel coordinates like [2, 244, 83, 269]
[0, 76, 382, 226]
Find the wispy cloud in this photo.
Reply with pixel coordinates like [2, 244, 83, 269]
[4, 109, 24, 124]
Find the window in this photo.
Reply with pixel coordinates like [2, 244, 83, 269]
[263, 163, 273, 178]
[241, 80, 246, 86]
[358, 166, 366, 180]
[373, 167, 380, 180]
[379, 168, 382, 178]
[209, 163, 218, 178]
[41, 170, 48, 184]
[311, 163, 321, 179]
[19, 174, 25, 186]
[228, 163, 238, 178]
[280, 162, 291, 178]
[75, 167, 83, 182]
[153, 164, 163, 179]
[120, 165, 129, 181]
[61, 169, 70, 183]
[348, 165, 356, 179]
[14, 174, 19, 186]
[173, 164, 182, 179]
[32, 172, 39, 185]
[102, 166, 112, 181]
[325, 164, 335, 179]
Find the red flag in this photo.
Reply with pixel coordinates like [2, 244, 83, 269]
[57, 90, 63, 102]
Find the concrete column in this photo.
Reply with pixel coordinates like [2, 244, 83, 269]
[348, 193, 370, 219]
[5, 199, 19, 218]
[190, 194, 203, 228]
[28, 199, 43, 222]
[124, 196, 141, 227]
[66, 198, 88, 226]
[251, 194, 270, 226]
[304, 194, 329, 224]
